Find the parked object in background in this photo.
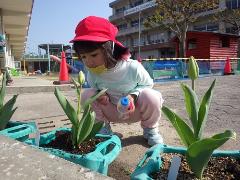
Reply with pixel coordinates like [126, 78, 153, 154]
[34, 69, 42, 75]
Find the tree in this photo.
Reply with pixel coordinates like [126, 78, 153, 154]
[214, 8, 240, 57]
[144, 0, 217, 57]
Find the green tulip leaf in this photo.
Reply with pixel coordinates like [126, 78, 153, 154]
[54, 88, 78, 126]
[196, 79, 216, 139]
[0, 95, 18, 130]
[77, 106, 95, 145]
[71, 125, 78, 148]
[181, 83, 199, 135]
[186, 130, 236, 179]
[82, 89, 108, 110]
[79, 111, 95, 142]
[0, 72, 7, 108]
[162, 106, 196, 147]
[85, 121, 104, 141]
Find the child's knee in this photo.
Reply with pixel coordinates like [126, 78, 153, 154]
[138, 88, 163, 107]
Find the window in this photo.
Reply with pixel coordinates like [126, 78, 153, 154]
[117, 23, 127, 30]
[115, 7, 126, 14]
[226, 0, 240, 9]
[194, 25, 206, 31]
[220, 37, 230, 47]
[194, 24, 219, 32]
[131, 20, 139, 27]
[188, 39, 197, 49]
[207, 24, 219, 31]
[226, 26, 238, 34]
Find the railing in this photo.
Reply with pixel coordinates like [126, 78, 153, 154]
[124, 0, 157, 16]
[109, 12, 124, 21]
[24, 54, 49, 59]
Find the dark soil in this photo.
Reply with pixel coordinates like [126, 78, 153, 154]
[108, 161, 133, 180]
[151, 153, 240, 180]
[42, 130, 104, 154]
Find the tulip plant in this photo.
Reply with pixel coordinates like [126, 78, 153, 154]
[162, 57, 236, 179]
[188, 56, 199, 90]
[0, 72, 18, 130]
[54, 71, 107, 149]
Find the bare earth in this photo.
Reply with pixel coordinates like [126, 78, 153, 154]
[8, 75, 240, 180]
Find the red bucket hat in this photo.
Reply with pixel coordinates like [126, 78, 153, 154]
[70, 16, 124, 48]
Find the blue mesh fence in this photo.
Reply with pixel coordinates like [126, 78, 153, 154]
[142, 58, 239, 80]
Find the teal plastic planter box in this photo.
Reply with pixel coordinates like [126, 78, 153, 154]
[131, 144, 240, 180]
[0, 121, 37, 142]
[25, 127, 122, 175]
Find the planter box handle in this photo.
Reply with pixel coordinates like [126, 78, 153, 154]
[94, 134, 122, 166]
[0, 122, 36, 141]
[131, 144, 164, 180]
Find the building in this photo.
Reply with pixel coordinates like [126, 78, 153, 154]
[0, 0, 34, 71]
[184, 31, 239, 59]
[109, 0, 240, 59]
[23, 44, 71, 73]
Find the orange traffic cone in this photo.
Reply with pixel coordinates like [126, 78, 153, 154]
[224, 57, 232, 75]
[53, 51, 70, 85]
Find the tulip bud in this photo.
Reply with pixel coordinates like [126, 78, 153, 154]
[78, 71, 85, 85]
[188, 56, 199, 80]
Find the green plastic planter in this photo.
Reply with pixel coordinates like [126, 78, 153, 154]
[131, 144, 240, 180]
[0, 121, 37, 142]
[25, 127, 122, 175]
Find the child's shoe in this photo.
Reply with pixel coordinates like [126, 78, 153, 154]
[143, 127, 164, 146]
[98, 122, 113, 135]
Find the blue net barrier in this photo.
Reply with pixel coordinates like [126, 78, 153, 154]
[142, 59, 186, 79]
[142, 58, 239, 80]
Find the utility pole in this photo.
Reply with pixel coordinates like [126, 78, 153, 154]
[138, 11, 141, 60]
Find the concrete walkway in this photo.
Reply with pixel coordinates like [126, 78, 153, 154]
[0, 136, 112, 180]
[5, 76, 73, 94]
[5, 74, 240, 179]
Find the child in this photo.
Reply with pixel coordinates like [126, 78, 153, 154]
[70, 16, 164, 146]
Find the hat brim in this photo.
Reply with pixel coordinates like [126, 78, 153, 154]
[70, 35, 125, 48]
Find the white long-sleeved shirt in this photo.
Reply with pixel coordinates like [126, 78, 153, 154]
[87, 59, 153, 105]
